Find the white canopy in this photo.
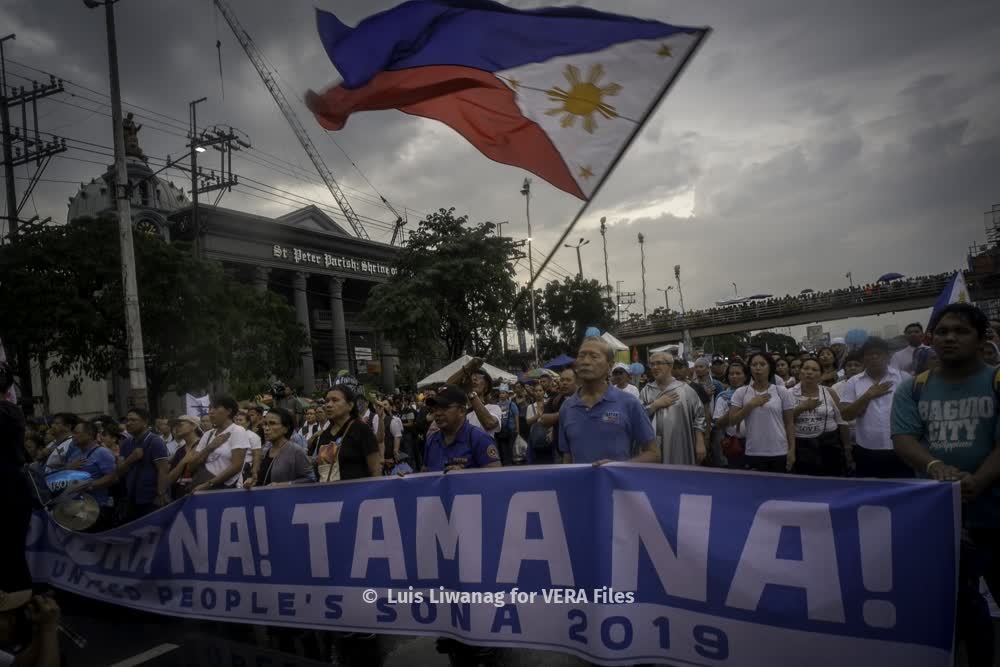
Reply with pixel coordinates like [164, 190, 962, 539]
[417, 355, 517, 389]
[601, 332, 628, 351]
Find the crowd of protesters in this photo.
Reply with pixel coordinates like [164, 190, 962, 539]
[5, 304, 1000, 663]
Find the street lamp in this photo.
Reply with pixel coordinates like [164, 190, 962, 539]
[521, 177, 539, 364]
[563, 237, 590, 279]
[732, 282, 738, 297]
[85, 0, 148, 408]
[656, 285, 674, 311]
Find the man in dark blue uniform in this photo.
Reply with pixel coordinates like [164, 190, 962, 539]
[423, 385, 501, 472]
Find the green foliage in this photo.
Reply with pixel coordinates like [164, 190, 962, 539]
[749, 331, 799, 355]
[0, 216, 307, 404]
[516, 275, 616, 360]
[364, 208, 520, 378]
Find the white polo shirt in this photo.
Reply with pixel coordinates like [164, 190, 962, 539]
[837, 367, 910, 451]
[195, 422, 251, 486]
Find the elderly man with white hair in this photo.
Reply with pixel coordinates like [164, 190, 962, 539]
[639, 350, 707, 466]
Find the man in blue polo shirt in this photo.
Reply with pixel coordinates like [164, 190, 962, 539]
[559, 336, 659, 464]
[424, 385, 502, 472]
[68, 420, 118, 532]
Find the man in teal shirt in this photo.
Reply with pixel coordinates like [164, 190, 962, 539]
[892, 303, 1000, 667]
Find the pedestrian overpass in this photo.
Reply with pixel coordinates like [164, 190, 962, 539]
[615, 274, 952, 348]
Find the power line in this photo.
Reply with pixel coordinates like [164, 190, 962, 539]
[6, 59, 430, 223]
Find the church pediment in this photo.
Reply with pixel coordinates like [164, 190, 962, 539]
[277, 205, 350, 237]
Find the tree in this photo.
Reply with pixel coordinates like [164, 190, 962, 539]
[0, 215, 307, 410]
[516, 276, 616, 360]
[364, 208, 519, 380]
[695, 333, 750, 357]
[749, 331, 799, 355]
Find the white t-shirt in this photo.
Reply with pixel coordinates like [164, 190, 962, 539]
[713, 392, 746, 438]
[467, 403, 503, 436]
[837, 368, 910, 451]
[616, 383, 640, 399]
[195, 423, 251, 486]
[730, 384, 795, 456]
[890, 345, 920, 374]
[791, 385, 846, 439]
[246, 429, 262, 451]
[389, 416, 403, 439]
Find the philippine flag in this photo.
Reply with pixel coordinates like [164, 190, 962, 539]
[306, 0, 708, 200]
[928, 271, 973, 330]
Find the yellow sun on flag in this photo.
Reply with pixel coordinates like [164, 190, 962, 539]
[545, 64, 621, 134]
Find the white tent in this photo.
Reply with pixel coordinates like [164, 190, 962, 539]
[417, 355, 517, 388]
[601, 332, 628, 351]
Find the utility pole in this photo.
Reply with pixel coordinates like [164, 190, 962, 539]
[521, 177, 539, 364]
[189, 97, 205, 254]
[1, 34, 17, 240]
[1, 34, 66, 415]
[846, 272, 853, 288]
[563, 237, 589, 279]
[638, 233, 647, 317]
[657, 285, 673, 311]
[600, 216, 611, 299]
[675, 264, 691, 361]
[87, 0, 148, 408]
[615, 280, 635, 325]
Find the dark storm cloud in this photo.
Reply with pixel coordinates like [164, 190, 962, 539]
[5, 0, 1000, 316]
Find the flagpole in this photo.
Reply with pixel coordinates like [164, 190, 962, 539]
[488, 27, 712, 358]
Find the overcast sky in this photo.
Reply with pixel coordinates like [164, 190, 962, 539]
[4, 0, 999, 340]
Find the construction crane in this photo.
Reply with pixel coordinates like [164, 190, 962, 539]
[214, 0, 403, 242]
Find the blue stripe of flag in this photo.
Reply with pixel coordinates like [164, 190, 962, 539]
[928, 272, 959, 329]
[317, 0, 699, 89]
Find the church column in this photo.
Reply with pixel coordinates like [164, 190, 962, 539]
[293, 272, 315, 392]
[379, 335, 397, 392]
[253, 267, 270, 292]
[329, 277, 350, 373]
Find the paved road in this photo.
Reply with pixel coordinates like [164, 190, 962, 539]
[52, 591, 999, 666]
[55, 592, 588, 667]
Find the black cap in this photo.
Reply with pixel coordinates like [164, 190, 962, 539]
[426, 384, 468, 408]
[711, 355, 726, 364]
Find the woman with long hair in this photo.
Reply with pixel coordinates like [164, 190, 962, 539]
[312, 385, 381, 482]
[712, 361, 750, 469]
[791, 358, 850, 476]
[817, 347, 840, 387]
[728, 352, 796, 472]
[245, 408, 313, 487]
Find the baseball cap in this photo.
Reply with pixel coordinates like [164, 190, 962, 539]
[171, 415, 200, 428]
[425, 384, 468, 408]
[498, 383, 511, 392]
[711, 355, 726, 364]
[612, 362, 631, 375]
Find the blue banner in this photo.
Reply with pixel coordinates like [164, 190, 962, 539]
[26, 464, 958, 666]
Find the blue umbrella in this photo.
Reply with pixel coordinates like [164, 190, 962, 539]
[543, 354, 576, 370]
[877, 272, 905, 283]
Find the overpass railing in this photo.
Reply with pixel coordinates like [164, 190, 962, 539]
[616, 273, 953, 338]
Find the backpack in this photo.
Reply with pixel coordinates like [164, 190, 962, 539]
[911, 368, 1000, 404]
